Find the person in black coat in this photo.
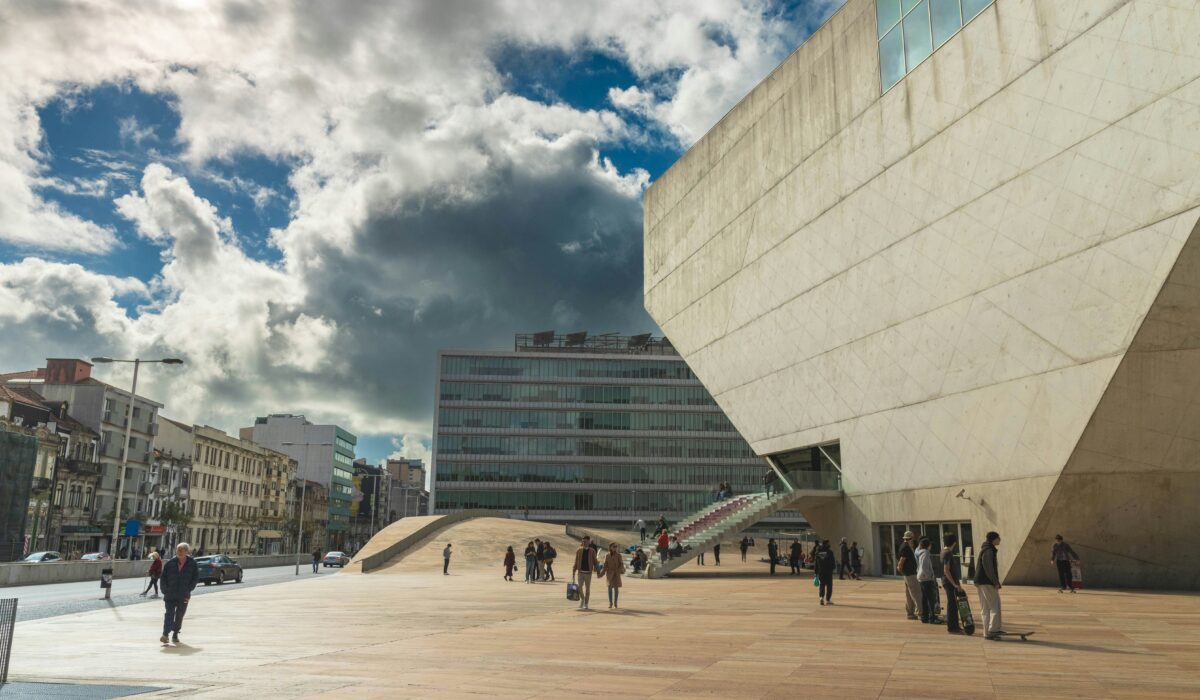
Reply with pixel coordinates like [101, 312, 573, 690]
[815, 539, 836, 605]
[767, 538, 779, 575]
[839, 538, 850, 579]
[159, 542, 199, 644]
[789, 539, 802, 575]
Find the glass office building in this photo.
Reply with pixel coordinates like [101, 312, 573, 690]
[432, 333, 803, 526]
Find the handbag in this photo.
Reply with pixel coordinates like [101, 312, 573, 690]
[566, 581, 580, 601]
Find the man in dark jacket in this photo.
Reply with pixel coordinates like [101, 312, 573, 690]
[762, 468, 778, 497]
[789, 539, 802, 574]
[838, 538, 850, 579]
[815, 540, 836, 605]
[159, 542, 198, 644]
[976, 532, 1003, 640]
[767, 538, 779, 575]
[1050, 534, 1079, 593]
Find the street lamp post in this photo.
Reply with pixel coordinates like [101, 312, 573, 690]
[91, 356, 183, 558]
[282, 441, 331, 575]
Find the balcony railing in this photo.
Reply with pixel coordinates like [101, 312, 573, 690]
[62, 458, 101, 477]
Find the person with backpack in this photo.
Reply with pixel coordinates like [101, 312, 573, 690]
[739, 537, 750, 562]
[767, 538, 779, 575]
[941, 533, 965, 634]
[916, 537, 938, 623]
[976, 531, 1003, 640]
[602, 542, 626, 609]
[140, 551, 162, 598]
[572, 535, 599, 610]
[789, 539, 801, 575]
[543, 542, 557, 582]
[814, 539, 836, 605]
[503, 546, 516, 581]
[1050, 534, 1079, 593]
[896, 531, 920, 620]
[523, 541, 537, 583]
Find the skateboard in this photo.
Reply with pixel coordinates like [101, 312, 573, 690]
[994, 631, 1036, 641]
[955, 590, 976, 635]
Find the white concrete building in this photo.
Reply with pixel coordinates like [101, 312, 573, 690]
[644, 0, 1200, 588]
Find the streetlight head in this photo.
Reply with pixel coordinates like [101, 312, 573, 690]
[91, 357, 114, 364]
[161, 358, 184, 365]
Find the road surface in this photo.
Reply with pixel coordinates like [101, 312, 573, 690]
[2, 563, 342, 621]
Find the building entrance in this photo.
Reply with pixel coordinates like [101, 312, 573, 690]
[877, 520, 974, 581]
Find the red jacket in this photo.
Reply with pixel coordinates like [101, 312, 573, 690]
[148, 558, 163, 576]
[657, 532, 670, 550]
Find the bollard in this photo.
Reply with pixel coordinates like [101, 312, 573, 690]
[101, 567, 113, 600]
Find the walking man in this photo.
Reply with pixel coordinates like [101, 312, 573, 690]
[814, 539, 835, 605]
[740, 537, 749, 562]
[443, 543, 452, 575]
[838, 537, 849, 580]
[767, 538, 779, 575]
[763, 468, 777, 497]
[976, 532, 1003, 640]
[896, 531, 920, 620]
[636, 518, 647, 543]
[942, 533, 964, 634]
[789, 539, 801, 575]
[311, 548, 320, 574]
[1050, 534, 1079, 593]
[159, 542, 198, 645]
[713, 543, 721, 566]
[572, 535, 599, 610]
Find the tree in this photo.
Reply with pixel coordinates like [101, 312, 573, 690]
[158, 499, 191, 549]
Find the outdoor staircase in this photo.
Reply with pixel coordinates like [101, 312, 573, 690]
[644, 490, 814, 579]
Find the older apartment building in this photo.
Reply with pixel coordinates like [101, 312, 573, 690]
[158, 418, 296, 556]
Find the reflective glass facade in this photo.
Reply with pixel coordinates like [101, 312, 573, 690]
[877, 0, 995, 91]
[433, 343, 794, 525]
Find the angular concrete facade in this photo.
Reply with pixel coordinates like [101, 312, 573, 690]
[644, 0, 1200, 588]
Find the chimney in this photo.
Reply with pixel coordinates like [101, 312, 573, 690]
[44, 359, 93, 384]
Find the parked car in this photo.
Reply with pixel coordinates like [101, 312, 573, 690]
[23, 551, 63, 563]
[80, 552, 112, 561]
[322, 551, 350, 567]
[195, 554, 243, 585]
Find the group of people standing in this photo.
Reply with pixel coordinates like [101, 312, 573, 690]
[506, 539, 556, 583]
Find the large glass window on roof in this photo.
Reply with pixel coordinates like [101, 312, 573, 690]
[876, 0, 994, 91]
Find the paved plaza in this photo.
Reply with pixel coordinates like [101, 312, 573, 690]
[7, 518, 1200, 698]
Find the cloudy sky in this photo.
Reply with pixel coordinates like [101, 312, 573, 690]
[0, 0, 842, 463]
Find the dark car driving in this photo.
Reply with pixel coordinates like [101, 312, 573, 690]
[195, 554, 243, 585]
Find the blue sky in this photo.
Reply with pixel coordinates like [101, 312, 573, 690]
[0, 1, 842, 465]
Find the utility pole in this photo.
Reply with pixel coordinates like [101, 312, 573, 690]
[91, 356, 183, 557]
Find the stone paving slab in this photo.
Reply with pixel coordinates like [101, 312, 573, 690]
[6, 518, 1200, 698]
